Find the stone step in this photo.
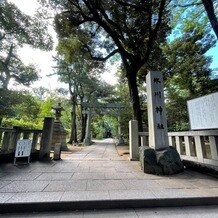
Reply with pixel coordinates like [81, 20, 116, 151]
[1, 196, 218, 214]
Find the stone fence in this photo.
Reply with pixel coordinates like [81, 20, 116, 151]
[129, 120, 218, 168]
[0, 127, 42, 154]
[0, 117, 54, 161]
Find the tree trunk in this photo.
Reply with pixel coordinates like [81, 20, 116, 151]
[69, 96, 77, 144]
[202, 0, 218, 39]
[0, 117, 3, 126]
[80, 107, 87, 143]
[127, 71, 143, 131]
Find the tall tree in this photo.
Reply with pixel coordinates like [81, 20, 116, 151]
[55, 55, 114, 143]
[163, 21, 217, 131]
[171, 0, 218, 39]
[0, 0, 53, 89]
[40, 0, 170, 131]
[202, 0, 218, 39]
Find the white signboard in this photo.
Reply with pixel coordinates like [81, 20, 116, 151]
[187, 92, 218, 130]
[15, 139, 32, 157]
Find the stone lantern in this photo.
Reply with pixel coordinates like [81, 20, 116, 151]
[51, 103, 68, 151]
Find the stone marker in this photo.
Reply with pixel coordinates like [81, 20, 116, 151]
[53, 143, 61, 160]
[146, 71, 169, 150]
[39, 117, 54, 160]
[139, 71, 184, 175]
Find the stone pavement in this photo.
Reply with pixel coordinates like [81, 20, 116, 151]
[0, 139, 218, 213]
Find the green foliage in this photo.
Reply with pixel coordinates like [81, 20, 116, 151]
[0, 0, 53, 89]
[0, 89, 18, 118]
[0, 0, 53, 50]
[41, 0, 171, 128]
[104, 116, 118, 138]
[2, 118, 42, 129]
[39, 98, 54, 118]
[163, 18, 217, 131]
[113, 79, 133, 142]
[169, 0, 218, 39]
[91, 116, 104, 139]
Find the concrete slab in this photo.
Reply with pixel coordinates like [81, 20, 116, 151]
[1, 172, 41, 181]
[122, 179, 161, 190]
[44, 180, 87, 192]
[87, 180, 126, 191]
[6, 191, 63, 203]
[36, 172, 73, 181]
[109, 189, 155, 200]
[0, 181, 11, 189]
[72, 172, 105, 180]
[0, 193, 15, 203]
[61, 190, 110, 201]
[0, 181, 49, 193]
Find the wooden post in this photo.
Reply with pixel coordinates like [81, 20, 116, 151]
[39, 117, 54, 159]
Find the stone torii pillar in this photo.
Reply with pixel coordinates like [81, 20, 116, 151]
[83, 108, 92, 145]
[117, 115, 124, 145]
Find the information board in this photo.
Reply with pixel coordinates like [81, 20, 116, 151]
[15, 139, 32, 157]
[187, 92, 218, 130]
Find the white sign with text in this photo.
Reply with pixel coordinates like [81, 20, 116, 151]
[15, 139, 32, 157]
[187, 92, 218, 130]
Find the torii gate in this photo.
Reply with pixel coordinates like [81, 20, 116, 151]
[81, 102, 125, 145]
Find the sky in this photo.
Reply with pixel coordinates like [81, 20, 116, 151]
[8, 0, 218, 91]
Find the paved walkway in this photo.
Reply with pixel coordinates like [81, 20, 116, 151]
[0, 139, 218, 213]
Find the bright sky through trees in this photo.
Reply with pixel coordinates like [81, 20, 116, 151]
[8, 0, 119, 91]
[8, 0, 218, 90]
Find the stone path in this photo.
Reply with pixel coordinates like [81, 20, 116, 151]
[0, 139, 218, 213]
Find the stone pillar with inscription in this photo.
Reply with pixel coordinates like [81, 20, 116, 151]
[51, 103, 68, 151]
[139, 71, 184, 175]
[146, 71, 169, 150]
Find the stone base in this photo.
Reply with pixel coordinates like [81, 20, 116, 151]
[83, 138, 91, 146]
[116, 139, 125, 146]
[140, 146, 184, 175]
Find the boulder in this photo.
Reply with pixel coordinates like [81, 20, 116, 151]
[156, 147, 184, 175]
[140, 146, 163, 175]
[139, 146, 184, 175]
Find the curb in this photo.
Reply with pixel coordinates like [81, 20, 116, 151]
[1, 197, 218, 214]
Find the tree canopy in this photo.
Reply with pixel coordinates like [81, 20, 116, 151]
[39, 0, 171, 130]
[0, 0, 53, 89]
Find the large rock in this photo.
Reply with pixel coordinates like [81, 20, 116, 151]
[140, 146, 184, 175]
[140, 146, 163, 175]
[156, 147, 184, 175]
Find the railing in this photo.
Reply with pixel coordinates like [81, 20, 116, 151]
[0, 127, 42, 154]
[168, 131, 218, 167]
[137, 130, 218, 167]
